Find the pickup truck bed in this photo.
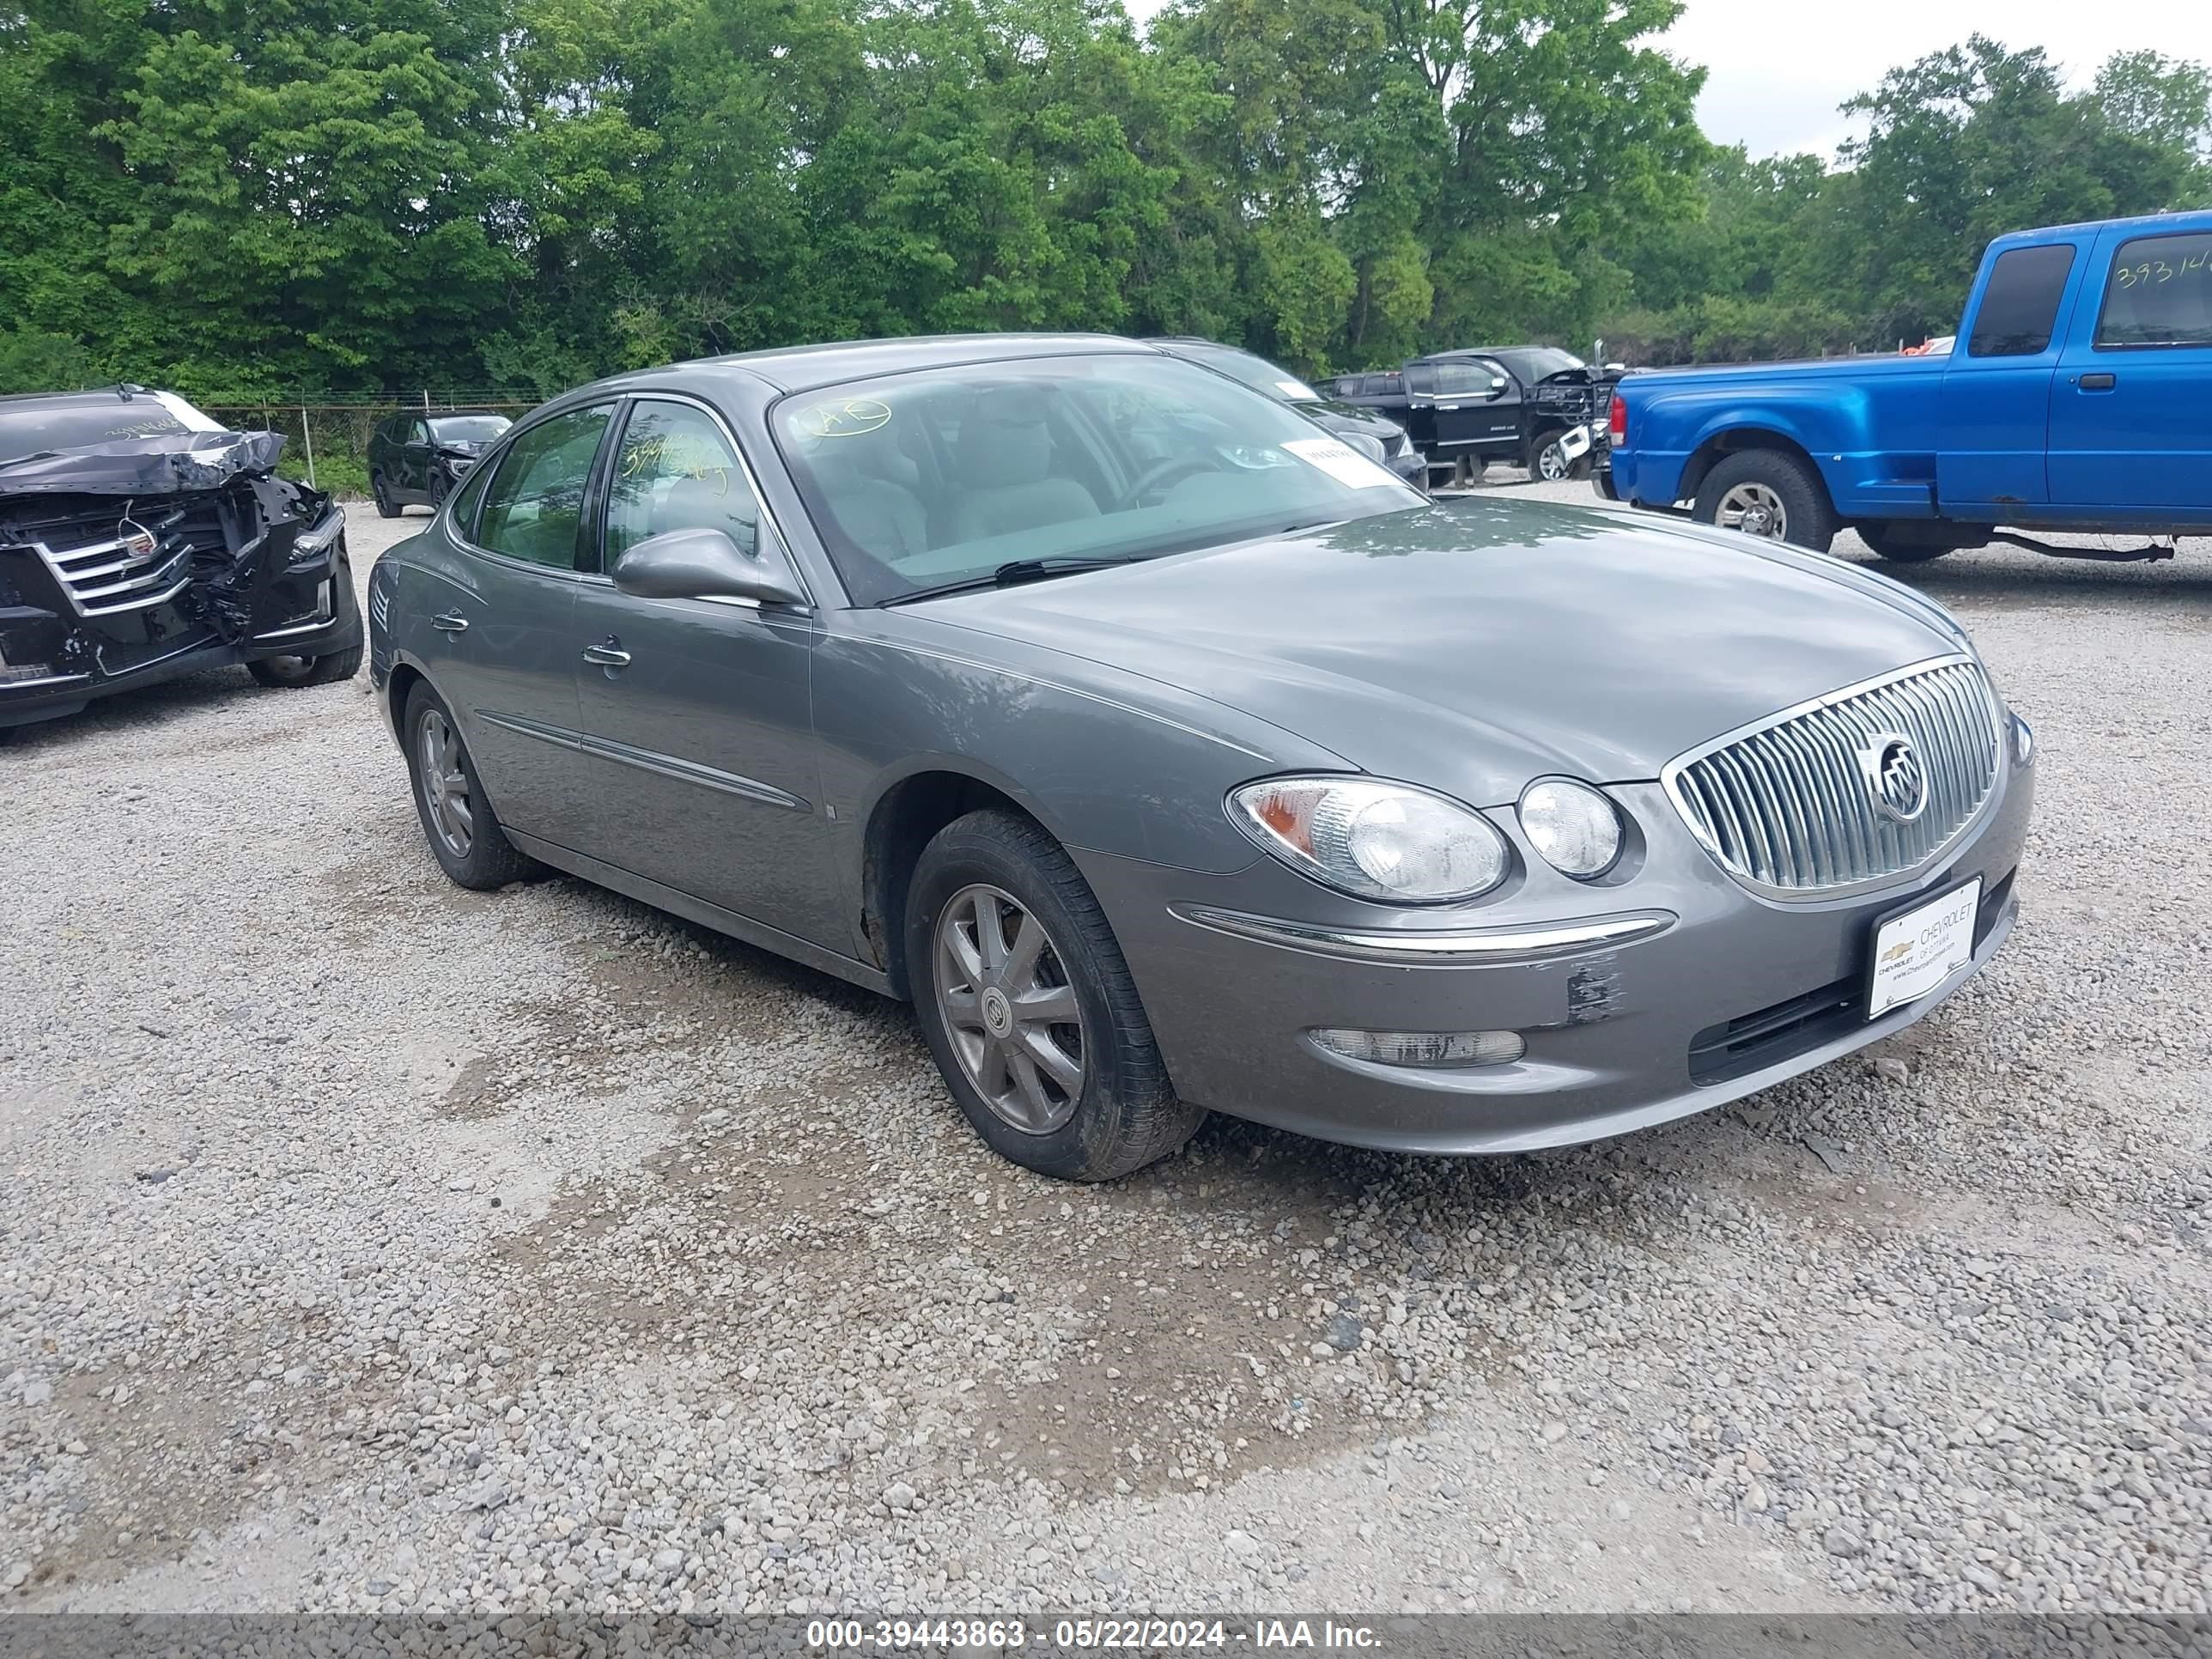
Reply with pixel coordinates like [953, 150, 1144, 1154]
[1603, 211, 2212, 560]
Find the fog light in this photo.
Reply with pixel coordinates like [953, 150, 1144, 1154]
[2011, 712, 2034, 767]
[1309, 1028, 1526, 1069]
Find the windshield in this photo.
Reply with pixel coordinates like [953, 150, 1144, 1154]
[430, 415, 511, 444]
[0, 391, 223, 464]
[1173, 343, 1322, 404]
[771, 355, 1421, 605]
[1492, 347, 1584, 383]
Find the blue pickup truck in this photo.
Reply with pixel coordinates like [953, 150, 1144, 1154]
[1601, 211, 2212, 562]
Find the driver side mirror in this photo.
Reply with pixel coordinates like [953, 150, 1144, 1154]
[611, 526, 808, 608]
[1486, 376, 1510, 401]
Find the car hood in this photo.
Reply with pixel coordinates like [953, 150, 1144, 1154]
[1299, 398, 1401, 435]
[914, 497, 1972, 805]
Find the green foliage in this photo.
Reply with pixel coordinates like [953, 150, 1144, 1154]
[2, 0, 2209, 395]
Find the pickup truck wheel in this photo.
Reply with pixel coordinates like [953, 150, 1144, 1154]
[1694, 451, 1837, 552]
[1529, 434, 1573, 483]
[1857, 525, 1959, 563]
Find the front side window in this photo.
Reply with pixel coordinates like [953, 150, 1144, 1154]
[1968, 245, 2076, 358]
[473, 404, 612, 569]
[406, 420, 428, 445]
[603, 399, 768, 569]
[771, 355, 1423, 606]
[2096, 232, 2212, 349]
[1431, 362, 1492, 397]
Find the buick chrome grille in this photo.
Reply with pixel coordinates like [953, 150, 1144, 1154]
[1663, 657, 2003, 897]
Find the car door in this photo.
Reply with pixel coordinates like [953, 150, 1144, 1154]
[422, 404, 615, 847]
[566, 394, 844, 950]
[2048, 225, 2212, 514]
[401, 418, 435, 501]
[1937, 240, 2086, 509]
[1429, 360, 1519, 459]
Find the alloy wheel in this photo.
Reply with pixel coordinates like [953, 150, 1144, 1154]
[1536, 440, 1570, 482]
[934, 883, 1086, 1134]
[1716, 480, 1789, 539]
[416, 708, 475, 859]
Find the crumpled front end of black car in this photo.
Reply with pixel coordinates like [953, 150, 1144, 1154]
[0, 430, 361, 730]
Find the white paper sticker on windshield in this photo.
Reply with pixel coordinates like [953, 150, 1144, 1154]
[1276, 378, 1321, 399]
[1281, 435, 1402, 491]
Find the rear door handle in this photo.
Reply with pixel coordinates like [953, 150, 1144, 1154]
[430, 611, 469, 632]
[2078, 372, 2117, 390]
[581, 639, 632, 668]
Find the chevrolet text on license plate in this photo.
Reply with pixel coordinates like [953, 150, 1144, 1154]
[1868, 878, 1981, 1019]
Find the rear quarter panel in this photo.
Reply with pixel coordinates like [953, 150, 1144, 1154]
[1616, 359, 1947, 515]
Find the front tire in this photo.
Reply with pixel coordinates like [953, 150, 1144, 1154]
[1528, 433, 1572, 483]
[906, 810, 1204, 1182]
[401, 682, 539, 890]
[249, 643, 363, 688]
[1693, 449, 1837, 552]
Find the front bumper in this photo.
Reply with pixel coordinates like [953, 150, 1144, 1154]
[1076, 759, 2033, 1155]
[0, 533, 360, 729]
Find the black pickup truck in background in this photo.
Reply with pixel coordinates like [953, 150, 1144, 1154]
[1323, 346, 1622, 485]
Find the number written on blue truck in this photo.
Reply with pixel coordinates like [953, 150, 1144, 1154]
[1598, 211, 2212, 562]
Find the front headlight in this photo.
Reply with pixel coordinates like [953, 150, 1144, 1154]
[1516, 778, 1624, 878]
[288, 507, 344, 564]
[1229, 776, 1510, 903]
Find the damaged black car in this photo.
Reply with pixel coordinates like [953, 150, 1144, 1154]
[0, 386, 362, 733]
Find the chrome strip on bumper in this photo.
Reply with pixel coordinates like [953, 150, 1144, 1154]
[1169, 905, 1677, 963]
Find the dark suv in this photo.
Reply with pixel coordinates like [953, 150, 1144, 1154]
[0, 386, 361, 732]
[367, 410, 512, 517]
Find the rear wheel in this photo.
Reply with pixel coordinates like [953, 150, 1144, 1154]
[906, 810, 1204, 1182]
[1693, 449, 1837, 552]
[1858, 524, 1961, 563]
[401, 682, 539, 890]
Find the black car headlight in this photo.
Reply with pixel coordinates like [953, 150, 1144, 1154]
[288, 508, 344, 567]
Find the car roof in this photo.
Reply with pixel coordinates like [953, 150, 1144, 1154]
[662, 332, 1166, 396]
[0, 386, 167, 411]
[1410, 346, 1546, 362]
[1989, 210, 2212, 250]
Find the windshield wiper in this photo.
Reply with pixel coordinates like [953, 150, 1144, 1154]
[881, 556, 1139, 605]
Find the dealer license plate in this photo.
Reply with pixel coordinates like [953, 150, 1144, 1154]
[1867, 877, 1981, 1020]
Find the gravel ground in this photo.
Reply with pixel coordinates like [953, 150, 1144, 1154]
[3, 484, 2208, 1617]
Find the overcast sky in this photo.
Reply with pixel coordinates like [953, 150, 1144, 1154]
[1123, 1, 2212, 161]
[1668, 0, 2212, 158]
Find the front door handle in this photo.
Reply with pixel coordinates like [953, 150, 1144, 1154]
[581, 638, 632, 668]
[430, 611, 469, 632]
[2078, 372, 2117, 390]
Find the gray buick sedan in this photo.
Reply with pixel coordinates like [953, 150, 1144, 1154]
[368, 335, 2035, 1181]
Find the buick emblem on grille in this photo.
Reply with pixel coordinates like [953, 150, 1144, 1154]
[1860, 732, 1929, 824]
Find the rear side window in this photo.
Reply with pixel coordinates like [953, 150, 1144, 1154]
[2096, 232, 2212, 349]
[1967, 245, 2075, 357]
[473, 405, 612, 569]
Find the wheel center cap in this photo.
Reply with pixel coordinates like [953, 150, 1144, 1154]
[980, 988, 1014, 1038]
